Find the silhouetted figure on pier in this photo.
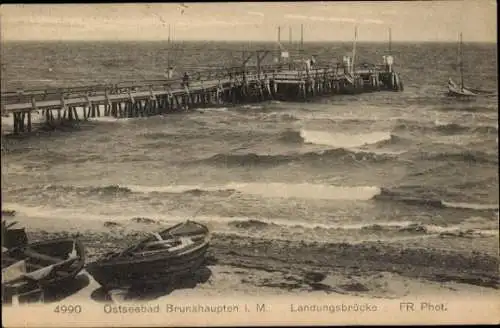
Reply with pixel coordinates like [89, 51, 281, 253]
[305, 58, 311, 76]
[165, 67, 175, 79]
[310, 56, 316, 69]
[182, 72, 190, 88]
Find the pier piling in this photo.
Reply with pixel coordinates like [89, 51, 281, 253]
[3, 59, 403, 135]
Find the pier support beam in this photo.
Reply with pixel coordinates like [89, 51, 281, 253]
[27, 112, 32, 132]
[2, 65, 404, 136]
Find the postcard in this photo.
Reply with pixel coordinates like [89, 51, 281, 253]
[1, 1, 498, 326]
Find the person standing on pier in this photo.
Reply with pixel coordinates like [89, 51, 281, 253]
[305, 58, 311, 76]
[165, 66, 175, 79]
[182, 72, 190, 88]
[310, 56, 316, 68]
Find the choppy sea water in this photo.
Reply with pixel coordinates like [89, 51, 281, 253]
[1, 41, 498, 247]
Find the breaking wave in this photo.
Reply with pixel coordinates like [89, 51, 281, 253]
[436, 104, 497, 113]
[40, 184, 133, 196]
[278, 129, 407, 147]
[202, 148, 394, 167]
[260, 112, 300, 122]
[441, 202, 499, 211]
[124, 184, 238, 197]
[5, 201, 496, 244]
[278, 129, 304, 143]
[195, 107, 229, 113]
[239, 104, 263, 111]
[14, 184, 237, 198]
[224, 183, 381, 201]
[224, 217, 498, 238]
[23, 183, 382, 201]
[374, 187, 499, 211]
[472, 125, 499, 134]
[125, 183, 381, 201]
[394, 121, 498, 135]
[142, 132, 183, 140]
[371, 134, 411, 147]
[300, 129, 392, 148]
[416, 150, 498, 165]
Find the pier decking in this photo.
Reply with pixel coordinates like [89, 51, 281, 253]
[1, 63, 403, 134]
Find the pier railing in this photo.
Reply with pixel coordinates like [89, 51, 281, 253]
[1, 64, 272, 104]
[2, 60, 403, 135]
[1, 64, 342, 110]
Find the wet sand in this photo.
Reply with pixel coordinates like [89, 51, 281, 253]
[3, 214, 497, 303]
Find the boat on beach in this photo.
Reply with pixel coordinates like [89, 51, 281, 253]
[2, 238, 86, 303]
[2, 220, 28, 250]
[85, 220, 210, 290]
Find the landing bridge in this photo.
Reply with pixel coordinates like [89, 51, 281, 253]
[1, 63, 403, 134]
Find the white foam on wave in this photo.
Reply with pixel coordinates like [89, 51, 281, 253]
[195, 107, 228, 113]
[422, 224, 498, 237]
[300, 129, 391, 148]
[1, 117, 14, 128]
[1, 106, 128, 133]
[1, 202, 185, 223]
[125, 182, 381, 201]
[203, 215, 418, 230]
[442, 201, 499, 211]
[241, 105, 263, 110]
[0, 203, 429, 232]
[0, 202, 414, 235]
[229, 182, 381, 201]
[125, 184, 228, 194]
[1, 111, 44, 130]
[4, 203, 497, 238]
[73, 106, 126, 123]
[2, 203, 118, 222]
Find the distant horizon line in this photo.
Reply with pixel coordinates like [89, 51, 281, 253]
[1, 39, 496, 43]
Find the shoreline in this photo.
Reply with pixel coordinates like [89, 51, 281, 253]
[30, 228, 498, 289]
[4, 214, 496, 302]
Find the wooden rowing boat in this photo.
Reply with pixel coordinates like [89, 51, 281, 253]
[86, 220, 210, 290]
[1, 220, 28, 250]
[2, 238, 86, 303]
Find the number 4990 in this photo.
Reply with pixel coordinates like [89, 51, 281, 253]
[54, 305, 82, 314]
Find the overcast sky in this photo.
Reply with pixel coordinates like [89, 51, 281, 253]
[0, 1, 496, 42]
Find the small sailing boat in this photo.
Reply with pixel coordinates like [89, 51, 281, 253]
[448, 33, 493, 98]
[340, 26, 365, 93]
[163, 24, 178, 80]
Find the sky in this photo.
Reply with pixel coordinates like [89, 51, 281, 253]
[0, 1, 497, 42]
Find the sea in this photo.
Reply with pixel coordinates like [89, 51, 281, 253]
[1, 41, 498, 249]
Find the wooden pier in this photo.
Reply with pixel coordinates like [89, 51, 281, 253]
[1, 62, 404, 135]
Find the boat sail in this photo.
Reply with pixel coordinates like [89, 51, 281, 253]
[165, 24, 175, 79]
[447, 33, 493, 97]
[342, 25, 358, 85]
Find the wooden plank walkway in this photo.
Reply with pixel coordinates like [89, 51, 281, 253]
[1, 63, 404, 135]
[1, 67, 340, 114]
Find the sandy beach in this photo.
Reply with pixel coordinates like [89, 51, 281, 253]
[3, 213, 497, 304]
